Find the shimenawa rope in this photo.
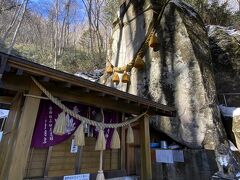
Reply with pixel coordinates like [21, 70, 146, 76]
[31, 76, 146, 129]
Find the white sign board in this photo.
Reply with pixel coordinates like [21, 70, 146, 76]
[70, 139, 78, 153]
[0, 131, 3, 142]
[156, 150, 184, 163]
[64, 174, 90, 180]
[172, 150, 184, 162]
[156, 150, 174, 163]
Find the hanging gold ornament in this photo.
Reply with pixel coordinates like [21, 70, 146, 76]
[106, 65, 113, 74]
[149, 34, 159, 48]
[126, 63, 133, 72]
[134, 55, 145, 69]
[113, 66, 126, 73]
[122, 72, 130, 83]
[112, 72, 120, 83]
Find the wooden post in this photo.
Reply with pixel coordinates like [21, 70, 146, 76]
[75, 146, 83, 174]
[0, 93, 23, 177]
[121, 126, 126, 170]
[3, 83, 41, 180]
[140, 115, 152, 180]
[44, 146, 53, 177]
[121, 113, 126, 171]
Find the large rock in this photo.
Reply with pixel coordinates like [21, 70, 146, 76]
[208, 25, 240, 106]
[101, 0, 226, 149]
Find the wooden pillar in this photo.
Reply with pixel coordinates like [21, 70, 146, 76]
[0, 93, 23, 177]
[75, 146, 83, 174]
[3, 83, 41, 180]
[120, 126, 126, 170]
[140, 115, 152, 180]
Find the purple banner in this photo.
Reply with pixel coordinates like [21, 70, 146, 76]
[31, 99, 118, 148]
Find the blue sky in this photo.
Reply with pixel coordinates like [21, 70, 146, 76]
[28, 0, 87, 23]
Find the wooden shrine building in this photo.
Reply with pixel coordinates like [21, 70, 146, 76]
[0, 52, 175, 180]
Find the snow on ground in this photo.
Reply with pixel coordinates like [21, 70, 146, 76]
[0, 109, 9, 118]
[207, 25, 240, 42]
[219, 105, 240, 117]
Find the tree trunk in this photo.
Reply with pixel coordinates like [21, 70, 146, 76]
[0, 0, 22, 47]
[82, 0, 94, 56]
[54, 0, 59, 69]
[7, 0, 29, 54]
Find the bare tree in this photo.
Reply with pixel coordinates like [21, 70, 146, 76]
[237, 0, 240, 12]
[54, 0, 59, 69]
[0, 0, 22, 46]
[7, 0, 29, 53]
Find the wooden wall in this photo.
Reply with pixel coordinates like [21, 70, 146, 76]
[24, 137, 120, 178]
[126, 125, 140, 175]
[25, 148, 48, 177]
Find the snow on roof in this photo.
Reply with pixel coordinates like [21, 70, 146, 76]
[0, 109, 9, 119]
[74, 69, 103, 82]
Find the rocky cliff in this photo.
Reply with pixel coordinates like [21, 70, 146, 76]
[208, 25, 240, 106]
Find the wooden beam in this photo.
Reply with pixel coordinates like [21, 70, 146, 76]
[140, 115, 152, 180]
[6, 83, 42, 180]
[1, 74, 175, 116]
[16, 69, 23, 76]
[42, 76, 50, 82]
[1, 73, 30, 91]
[0, 96, 13, 104]
[65, 82, 71, 88]
[98, 92, 105, 97]
[5, 64, 11, 72]
[0, 55, 7, 80]
[1, 75, 141, 114]
[4, 55, 175, 113]
[0, 93, 23, 179]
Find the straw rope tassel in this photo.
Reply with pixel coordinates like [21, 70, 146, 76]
[74, 123, 85, 146]
[127, 125, 134, 144]
[96, 150, 105, 180]
[53, 111, 66, 135]
[95, 109, 106, 151]
[111, 128, 120, 149]
[95, 129, 106, 151]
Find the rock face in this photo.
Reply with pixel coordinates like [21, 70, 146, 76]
[101, 0, 227, 149]
[208, 25, 240, 106]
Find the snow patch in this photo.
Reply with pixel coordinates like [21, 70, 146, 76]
[74, 69, 103, 82]
[236, 172, 240, 177]
[0, 109, 9, 119]
[219, 105, 240, 117]
[207, 25, 240, 41]
[229, 140, 239, 151]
